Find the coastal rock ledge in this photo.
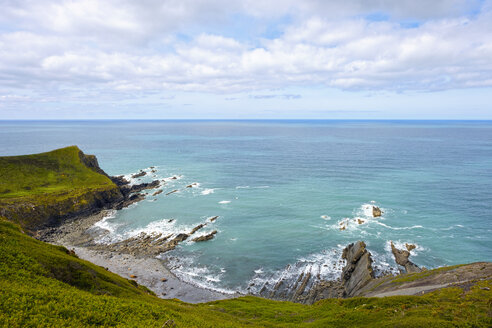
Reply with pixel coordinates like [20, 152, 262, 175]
[262, 240, 492, 305]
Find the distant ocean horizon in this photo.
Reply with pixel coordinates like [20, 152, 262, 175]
[1, 119, 491, 294]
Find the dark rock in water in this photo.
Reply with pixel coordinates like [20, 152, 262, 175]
[405, 243, 416, 251]
[192, 230, 217, 242]
[186, 183, 198, 188]
[390, 241, 422, 274]
[132, 171, 147, 178]
[132, 170, 147, 179]
[209, 216, 219, 222]
[122, 180, 160, 195]
[166, 189, 178, 196]
[152, 190, 163, 196]
[372, 206, 382, 217]
[189, 223, 206, 235]
[114, 193, 145, 210]
[341, 241, 375, 297]
[172, 233, 189, 243]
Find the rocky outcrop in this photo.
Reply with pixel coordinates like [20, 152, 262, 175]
[120, 180, 160, 196]
[372, 206, 382, 217]
[192, 230, 217, 242]
[132, 171, 147, 178]
[341, 241, 375, 297]
[152, 190, 163, 196]
[390, 242, 422, 274]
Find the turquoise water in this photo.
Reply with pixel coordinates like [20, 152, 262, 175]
[1, 120, 491, 294]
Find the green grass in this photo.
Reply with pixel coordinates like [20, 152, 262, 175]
[0, 146, 121, 230]
[0, 218, 490, 327]
[0, 146, 113, 199]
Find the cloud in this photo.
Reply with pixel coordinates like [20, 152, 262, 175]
[0, 0, 491, 105]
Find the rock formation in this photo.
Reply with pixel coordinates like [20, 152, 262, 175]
[372, 206, 382, 217]
[192, 230, 217, 242]
[390, 241, 422, 273]
[341, 241, 375, 297]
[132, 171, 147, 178]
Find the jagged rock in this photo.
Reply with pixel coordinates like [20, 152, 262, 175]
[171, 233, 189, 243]
[189, 223, 206, 235]
[372, 206, 382, 217]
[341, 241, 375, 297]
[152, 190, 163, 196]
[114, 193, 145, 210]
[123, 180, 160, 195]
[209, 216, 219, 222]
[166, 190, 178, 196]
[391, 241, 422, 274]
[405, 243, 416, 251]
[192, 230, 217, 242]
[132, 171, 146, 178]
[111, 175, 130, 186]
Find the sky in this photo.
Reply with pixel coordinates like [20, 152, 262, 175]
[0, 0, 491, 120]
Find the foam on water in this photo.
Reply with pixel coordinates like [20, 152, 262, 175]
[201, 188, 215, 195]
[219, 200, 231, 204]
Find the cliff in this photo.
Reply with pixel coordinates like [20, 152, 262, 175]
[0, 146, 123, 232]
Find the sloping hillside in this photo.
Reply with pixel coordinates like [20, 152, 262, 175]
[0, 146, 123, 231]
[1, 218, 491, 327]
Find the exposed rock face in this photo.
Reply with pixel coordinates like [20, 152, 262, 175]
[372, 206, 382, 217]
[192, 230, 217, 242]
[341, 241, 375, 297]
[121, 180, 160, 196]
[390, 241, 422, 274]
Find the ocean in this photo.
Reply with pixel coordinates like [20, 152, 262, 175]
[1, 120, 491, 294]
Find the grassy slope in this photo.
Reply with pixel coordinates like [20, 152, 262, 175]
[0, 146, 114, 199]
[0, 219, 490, 328]
[0, 146, 120, 230]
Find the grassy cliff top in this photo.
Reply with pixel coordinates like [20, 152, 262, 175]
[0, 146, 115, 200]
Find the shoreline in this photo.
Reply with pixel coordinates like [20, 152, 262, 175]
[40, 210, 238, 304]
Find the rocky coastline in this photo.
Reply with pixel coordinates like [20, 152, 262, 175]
[13, 151, 489, 305]
[35, 172, 492, 305]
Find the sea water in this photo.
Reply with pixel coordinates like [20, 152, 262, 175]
[1, 120, 491, 294]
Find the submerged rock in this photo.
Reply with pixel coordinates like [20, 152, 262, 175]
[166, 190, 178, 196]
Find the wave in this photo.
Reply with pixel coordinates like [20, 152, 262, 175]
[219, 200, 231, 204]
[201, 188, 215, 195]
[163, 255, 236, 295]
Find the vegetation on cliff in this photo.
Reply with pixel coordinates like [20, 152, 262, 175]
[0, 146, 122, 231]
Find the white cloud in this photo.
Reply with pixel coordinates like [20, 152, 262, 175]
[0, 0, 491, 102]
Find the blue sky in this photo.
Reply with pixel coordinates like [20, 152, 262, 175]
[0, 0, 491, 119]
